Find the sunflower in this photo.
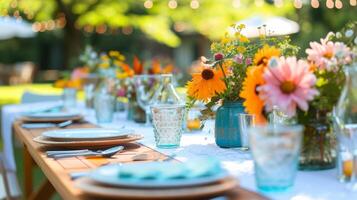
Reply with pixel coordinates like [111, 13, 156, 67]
[253, 45, 280, 67]
[239, 65, 266, 124]
[187, 68, 226, 102]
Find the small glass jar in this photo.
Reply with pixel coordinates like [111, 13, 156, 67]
[94, 93, 115, 123]
[62, 88, 77, 110]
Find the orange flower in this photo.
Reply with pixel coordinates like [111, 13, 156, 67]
[162, 64, 174, 74]
[121, 63, 135, 77]
[187, 67, 226, 102]
[133, 56, 143, 74]
[239, 65, 266, 124]
[54, 79, 67, 88]
[309, 62, 318, 72]
[254, 45, 280, 67]
[66, 79, 82, 89]
[150, 59, 162, 74]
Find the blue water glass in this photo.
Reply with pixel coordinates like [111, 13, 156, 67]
[151, 104, 185, 148]
[248, 125, 303, 193]
[94, 94, 115, 123]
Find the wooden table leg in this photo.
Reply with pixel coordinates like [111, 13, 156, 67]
[29, 179, 55, 200]
[23, 146, 33, 199]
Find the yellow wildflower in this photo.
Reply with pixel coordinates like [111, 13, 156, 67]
[237, 46, 246, 53]
[109, 50, 119, 57]
[238, 24, 245, 29]
[116, 72, 128, 79]
[211, 43, 218, 52]
[99, 62, 109, 69]
[118, 54, 125, 61]
[221, 37, 230, 44]
[100, 55, 109, 61]
[239, 35, 249, 43]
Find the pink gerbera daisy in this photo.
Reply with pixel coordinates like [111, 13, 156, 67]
[258, 57, 319, 117]
[306, 38, 351, 71]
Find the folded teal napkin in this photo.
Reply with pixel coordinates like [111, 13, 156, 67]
[117, 158, 222, 180]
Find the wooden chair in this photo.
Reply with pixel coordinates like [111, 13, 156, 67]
[0, 92, 61, 199]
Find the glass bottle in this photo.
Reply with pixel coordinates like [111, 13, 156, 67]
[151, 74, 183, 106]
[334, 63, 357, 183]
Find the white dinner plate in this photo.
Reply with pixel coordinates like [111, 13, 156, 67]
[89, 161, 229, 188]
[42, 128, 134, 140]
[23, 111, 80, 119]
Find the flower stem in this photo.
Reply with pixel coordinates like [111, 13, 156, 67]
[218, 62, 228, 87]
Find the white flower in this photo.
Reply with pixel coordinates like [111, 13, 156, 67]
[326, 32, 335, 40]
[354, 37, 357, 45]
[336, 32, 342, 38]
[345, 29, 354, 38]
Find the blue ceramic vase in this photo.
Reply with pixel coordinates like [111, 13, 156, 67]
[215, 101, 245, 148]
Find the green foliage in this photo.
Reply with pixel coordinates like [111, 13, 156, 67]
[0, 0, 293, 47]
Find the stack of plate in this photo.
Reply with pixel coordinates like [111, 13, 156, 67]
[33, 128, 143, 148]
[22, 111, 83, 122]
[75, 159, 238, 199]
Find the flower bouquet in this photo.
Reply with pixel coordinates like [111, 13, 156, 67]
[186, 24, 298, 148]
[239, 22, 356, 170]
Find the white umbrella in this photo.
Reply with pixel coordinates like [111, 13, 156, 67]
[237, 16, 299, 38]
[0, 17, 36, 40]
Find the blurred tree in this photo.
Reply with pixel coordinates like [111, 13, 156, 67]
[0, 0, 293, 68]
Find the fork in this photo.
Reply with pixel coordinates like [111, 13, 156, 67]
[22, 120, 73, 129]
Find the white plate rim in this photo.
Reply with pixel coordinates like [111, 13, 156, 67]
[42, 128, 134, 140]
[23, 112, 80, 119]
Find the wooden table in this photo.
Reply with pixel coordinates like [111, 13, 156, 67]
[13, 120, 267, 200]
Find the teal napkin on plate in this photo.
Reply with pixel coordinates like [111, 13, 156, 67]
[117, 157, 222, 181]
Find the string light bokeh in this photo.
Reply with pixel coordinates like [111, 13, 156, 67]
[3, 0, 357, 35]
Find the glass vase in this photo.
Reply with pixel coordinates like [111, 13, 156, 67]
[215, 101, 245, 148]
[299, 111, 336, 170]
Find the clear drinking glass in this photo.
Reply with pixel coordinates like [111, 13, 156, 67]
[238, 114, 256, 150]
[84, 84, 95, 109]
[334, 64, 357, 187]
[62, 88, 77, 110]
[336, 123, 354, 183]
[94, 94, 115, 123]
[248, 125, 303, 192]
[151, 104, 185, 148]
[134, 75, 162, 126]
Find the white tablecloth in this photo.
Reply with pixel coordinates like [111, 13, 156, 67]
[2, 102, 357, 200]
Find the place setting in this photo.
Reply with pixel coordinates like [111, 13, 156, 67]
[20, 110, 84, 123]
[74, 158, 239, 199]
[32, 128, 143, 148]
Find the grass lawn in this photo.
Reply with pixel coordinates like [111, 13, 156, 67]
[14, 146, 61, 200]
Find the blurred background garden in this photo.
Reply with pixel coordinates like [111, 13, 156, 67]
[0, 0, 356, 96]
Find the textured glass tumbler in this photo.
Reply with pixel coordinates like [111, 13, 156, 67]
[151, 104, 185, 148]
[248, 125, 303, 193]
[94, 94, 115, 123]
[62, 88, 77, 110]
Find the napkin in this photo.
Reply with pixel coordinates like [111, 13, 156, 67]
[117, 158, 222, 181]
